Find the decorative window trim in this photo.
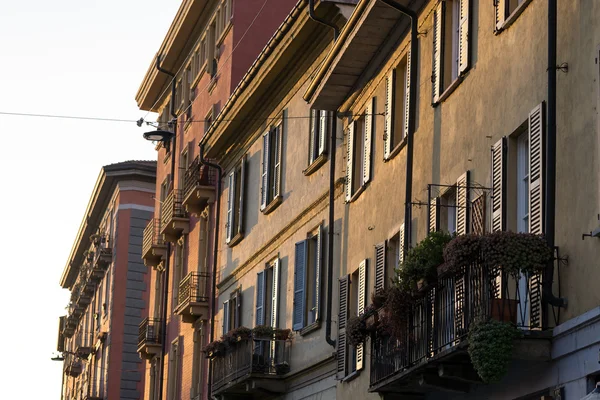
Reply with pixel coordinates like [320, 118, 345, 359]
[495, 0, 534, 34]
[303, 153, 327, 176]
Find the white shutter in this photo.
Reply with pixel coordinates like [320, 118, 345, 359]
[429, 197, 440, 233]
[293, 241, 307, 331]
[458, 0, 470, 74]
[491, 138, 507, 232]
[336, 276, 349, 379]
[309, 110, 316, 164]
[222, 300, 229, 334]
[456, 171, 470, 236]
[319, 110, 328, 156]
[403, 49, 411, 141]
[384, 69, 396, 160]
[399, 223, 406, 264]
[260, 129, 270, 210]
[374, 242, 386, 292]
[495, 0, 507, 31]
[356, 260, 367, 371]
[363, 98, 374, 184]
[271, 259, 280, 329]
[238, 156, 246, 235]
[432, 1, 445, 103]
[528, 103, 545, 235]
[314, 225, 322, 323]
[345, 123, 355, 202]
[274, 112, 285, 198]
[226, 171, 235, 243]
[256, 271, 266, 326]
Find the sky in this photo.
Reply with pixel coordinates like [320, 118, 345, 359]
[0, 1, 180, 398]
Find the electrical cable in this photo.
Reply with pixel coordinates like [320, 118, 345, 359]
[0, 111, 139, 123]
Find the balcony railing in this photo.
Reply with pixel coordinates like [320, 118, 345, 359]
[212, 338, 290, 396]
[182, 156, 216, 216]
[142, 218, 167, 268]
[137, 317, 162, 360]
[175, 272, 210, 322]
[370, 260, 550, 391]
[160, 189, 189, 242]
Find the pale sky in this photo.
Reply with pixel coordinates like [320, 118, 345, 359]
[0, 1, 179, 398]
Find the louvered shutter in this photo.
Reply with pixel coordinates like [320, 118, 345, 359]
[456, 171, 470, 235]
[432, 1, 445, 103]
[356, 260, 367, 371]
[495, 0, 507, 31]
[399, 223, 406, 264]
[314, 225, 322, 323]
[309, 110, 316, 164]
[256, 271, 266, 326]
[271, 259, 280, 329]
[336, 276, 349, 379]
[384, 69, 396, 160]
[374, 242, 386, 292]
[236, 292, 242, 328]
[345, 123, 355, 202]
[238, 156, 246, 235]
[293, 241, 307, 331]
[429, 197, 440, 232]
[222, 300, 229, 334]
[274, 110, 286, 199]
[261, 129, 270, 210]
[458, 0, 470, 74]
[491, 137, 507, 232]
[363, 98, 374, 184]
[226, 171, 235, 243]
[403, 49, 412, 140]
[319, 111, 328, 156]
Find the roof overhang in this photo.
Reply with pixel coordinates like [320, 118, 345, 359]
[59, 162, 156, 288]
[135, 0, 210, 112]
[304, 0, 420, 111]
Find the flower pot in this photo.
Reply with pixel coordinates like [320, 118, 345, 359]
[490, 298, 518, 324]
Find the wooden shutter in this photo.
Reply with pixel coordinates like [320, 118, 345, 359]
[374, 242, 386, 292]
[458, 0, 470, 74]
[384, 69, 396, 160]
[399, 223, 406, 264]
[235, 291, 242, 329]
[356, 260, 367, 371]
[363, 98, 374, 184]
[314, 225, 322, 323]
[261, 129, 270, 210]
[456, 171, 470, 235]
[336, 276, 349, 379]
[222, 300, 229, 334]
[309, 110, 316, 164]
[319, 110, 328, 156]
[271, 259, 280, 329]
[345, 123, 355, 202]
[491, 137, 507, 232]
[432, 1, 445, 103]
[238, 156, 246, 235]
[293, 241, 307, 331]
[274, 110, 286, 199]
[495, 0, 507, 31]
[256, 271, 266, 326]
[226, 171, 235, 243]
[429, 196, 440, 232]
[403, 49, 412, 140]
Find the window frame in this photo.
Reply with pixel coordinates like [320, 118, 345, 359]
[495, 0, 533, 33]
[226, 155, 246, 246]
[384, 51, 411, 161]
[345, 98, 374, 203]
[260, 114, 285, 214]
[304, 110, 328, 175]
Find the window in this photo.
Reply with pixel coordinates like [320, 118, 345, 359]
[190, 322, 204, 399]
[204, 107, 213, 134]
[374, 225, 405, 293]
[158, 102, 171, 131]
[172, 237, 185, 310]
[255, 258, 280, 329]
[345, 98, 374, 202]
[207, 20, 217, 78]
[153, 271, 163, 319]
[306, 110, 328, 170]
[149, 358, 159, 400]
[166, 338, 180, 400]
[226, 156, 246, 245]
[428, 172, 470, 235]
[261, 115, 285, 212]
[495, 0, 529, 31]
[384, 51, 411, 159]
[159, 176, 170, 214]
[293, 226, 322, 332]
[432, 0, 470, 103]
[223, 289, 241, 334]
[179, 145, 190, 190]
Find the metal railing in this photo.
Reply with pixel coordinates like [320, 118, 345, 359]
[370, 260, 547, 387]
[138, 317, 161, 348]
[160, 190, 187, 229]
[177, 272, 210, 308]
[212, 338, 291, 393]
[142, 218, 164, 256]
[184, 156, 216, 199]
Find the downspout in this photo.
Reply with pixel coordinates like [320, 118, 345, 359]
[543, 0, 566, 310]
[155, 54, 178, 400]
[377, 0, 418, 257]
[308, 0, 339, 348]
[198, 143, 223, 399]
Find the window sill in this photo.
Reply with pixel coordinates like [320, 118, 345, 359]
[348, 184, 368, 203]
[384, 138, 407, 162]
[303, 154, 327, 176]
[163, 152, 171, 165]
[208, 75, 218, 94]
[216, 23, 232, 48]
[341, 370, 360, 383]
[227, 231, 244, 247]
[299, 321, 321, 336]
[434, 77, 463, 106]
[495, 0, 533, 34]
[261, 195, 282, 215]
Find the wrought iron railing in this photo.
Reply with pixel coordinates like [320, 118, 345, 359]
[370, 260, 547, 387]
[184, 156, 216, 199]
[138, 318, 161, 348]
[177, 272, 210, 308]
[160, 190, 187, 229]
[212, 338, 291, 393]
[142, 218, 164, 256]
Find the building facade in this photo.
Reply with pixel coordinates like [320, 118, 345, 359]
[57, 161, 156, 400]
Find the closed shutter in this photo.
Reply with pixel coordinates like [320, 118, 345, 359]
[495, 0, 507, 31]
[384, 69, 396, 160]
[403, 49, 412, 140]
[458, 0, 470, 74]
[432, 1, 445, 103]
[226, 171, 235, 243]
[261, 129, 271, 210]
[238, 156, 246, 235]
[309, 110, 316, 164]
[356, 260, 367, 371]
[429, 197, 440, 233]
[456, 171, 470, 235]
[345, 123, 355, 202]
[271, 259, 280, 329]
[293, 241, 307, 331]
[374, 242, 386, 292]
[256, 271, 266, 326]
[399, 223, 406, 264]
[491, 137, 507, 232]
[319, 111, 328, 156]
[222, 300, 229, 334]
[363, 99, 374, 184]
[314, 225, 323, 323]
[274, 110, 286, 199]
[336, 276, 349, 379]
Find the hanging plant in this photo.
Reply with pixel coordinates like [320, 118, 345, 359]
[377, 286, 413, 342]
[482, 232, 552, 277]
[275, 328, 292, 341]
[442, 233, 482, 275]
[347, 315, 368, 346]
[90, 233, 101, 245]
[223, 326, 252, 346]
[467, 317, 521, 384]
[252, 325, 275, 339]
[204, 340, 226, 358]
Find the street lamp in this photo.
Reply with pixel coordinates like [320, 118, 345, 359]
[143, 129, 174, 152]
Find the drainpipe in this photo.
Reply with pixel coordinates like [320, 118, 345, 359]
[377, 0, 418, 257]
[543, 0, 566, 310]
[198, 143, 223, 399]
[308, 0, 339, 348]
[155, 54, 178, 400]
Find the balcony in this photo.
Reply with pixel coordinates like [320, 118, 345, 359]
[142, 218, 167, 268]
[212, 338, 291, 398]
[76, 333, 93, 358]
[91, 244, 112, 279]
[63, 315, 77, 338]
[182, 157, 216, 216]
[160, 189, 189, 242]
[65, 357, 82, 377]
[369, 261, 552, 395]
[175, 272, 210, 323]
[138, 317, 162, 360]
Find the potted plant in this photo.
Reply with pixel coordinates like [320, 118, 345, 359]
[90, 233, 101, 245]
[224, 327, 251, 345]
[275, 361, 290, 375]
[204, 340, 225, 358]
[347, 315, 368, 346]
[442, 233, 482, 276]
[252, 325, 274, 339]
[275, 328, 292, 341]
